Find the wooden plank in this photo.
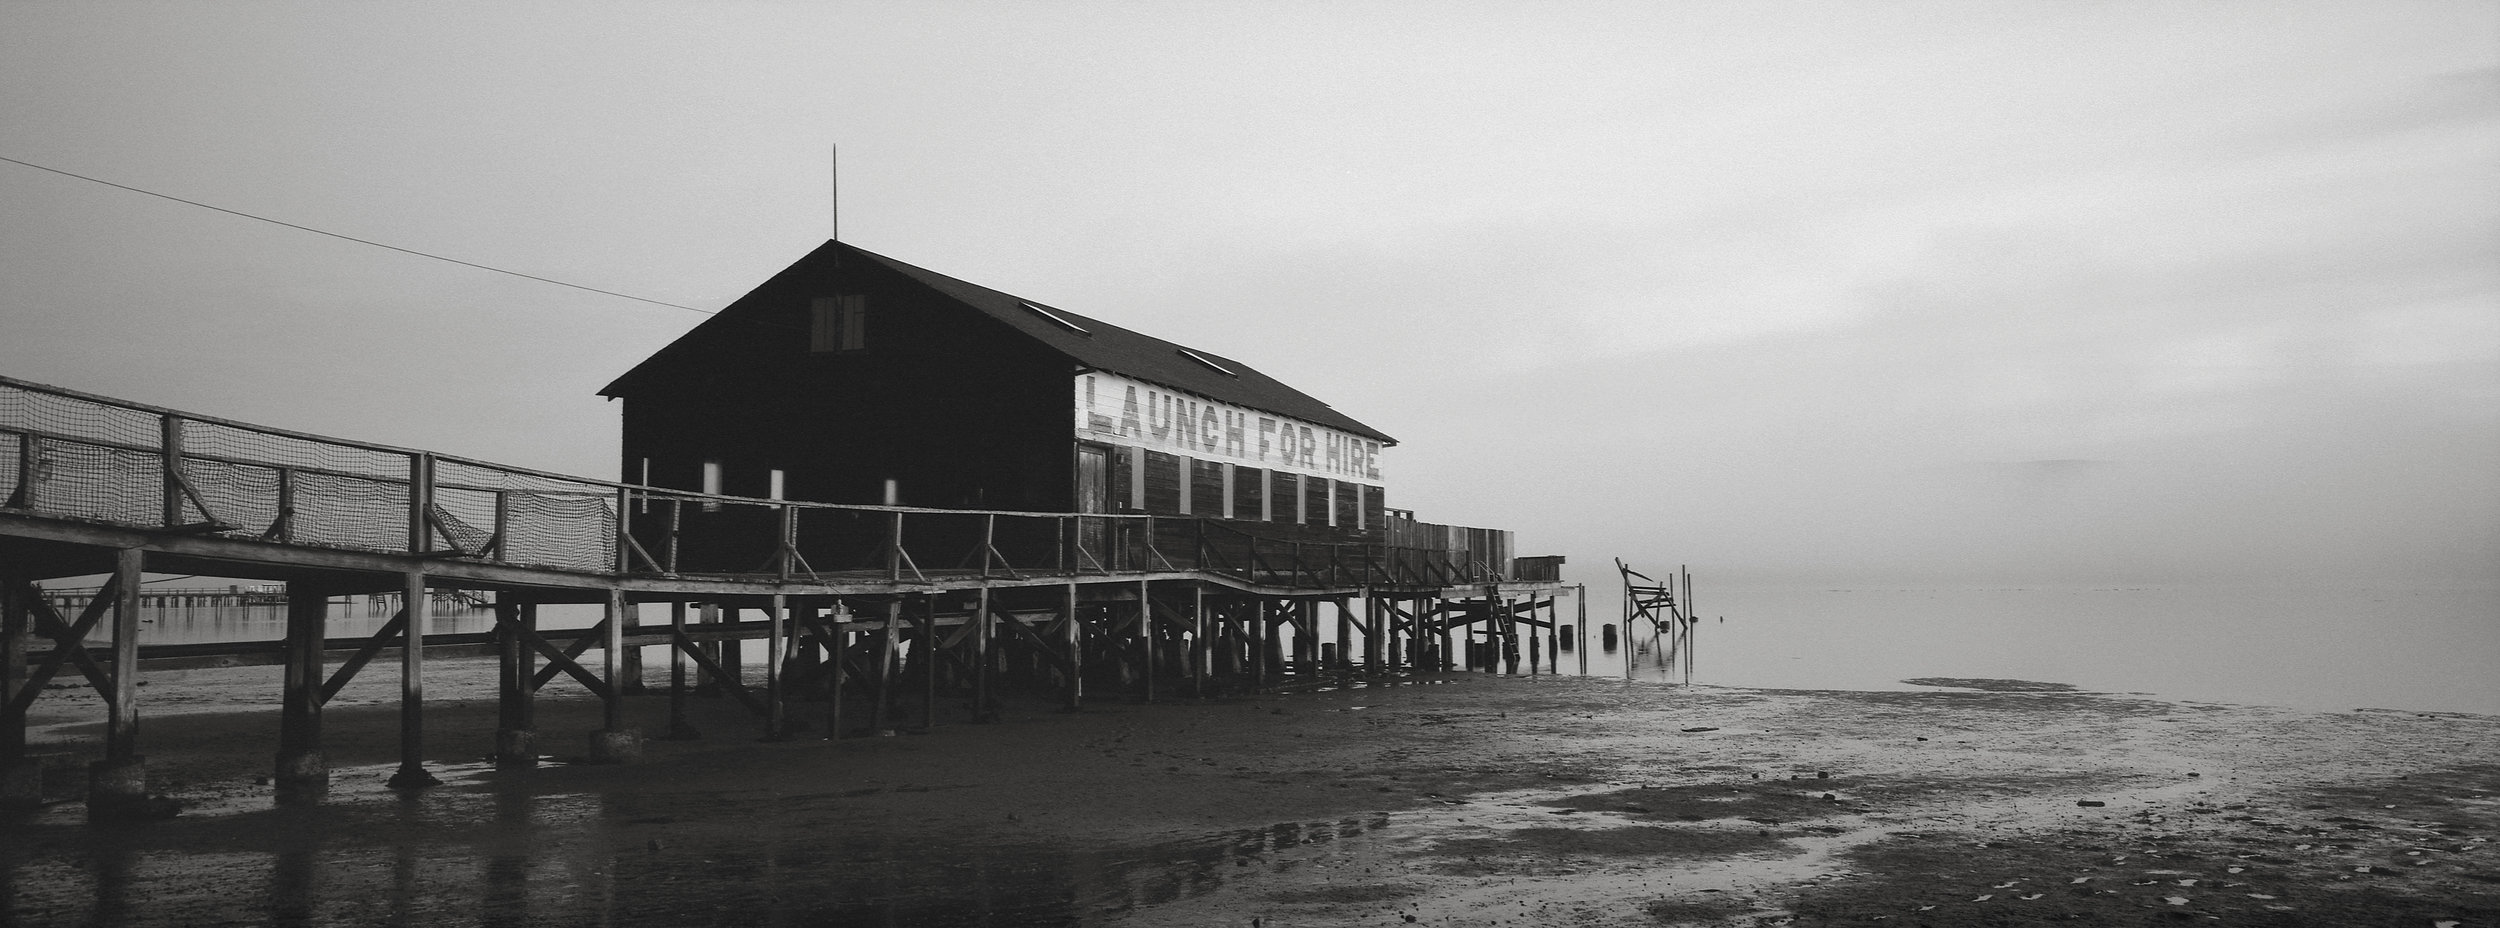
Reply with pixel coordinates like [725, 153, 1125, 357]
[15, 585, 118, 708]
[670, 629, 768, 715]
[511, 615, 613, 699]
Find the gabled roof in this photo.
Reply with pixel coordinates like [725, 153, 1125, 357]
[604, 241, 1396, 444]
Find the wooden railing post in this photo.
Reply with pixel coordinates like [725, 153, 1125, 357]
[776, 504, 795, 582]
[887, 510, 905, 582]
[980, 514, 997, 579]
[267, 467, 297, 543]
[664, 498, 682, 574]
[490, 489, 510, 562]
[8, 433, 38, 511]
[613, 485, 633, 572]
[407, 453, 435, 555]
[158, 415, 185, 527]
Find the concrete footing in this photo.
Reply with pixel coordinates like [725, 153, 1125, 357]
[494, 729, 538, 769]
[2, 760, 43, 810]
[587, 729, 643, 764]
[86, 756, 172, 821]
[273, 749, 328, 793]
[385, 763, 441, 790]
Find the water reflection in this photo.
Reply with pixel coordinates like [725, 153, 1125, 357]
[3, 760, 1403, 927]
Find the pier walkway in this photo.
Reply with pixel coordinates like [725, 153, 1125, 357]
[1, 375, 1569, 818]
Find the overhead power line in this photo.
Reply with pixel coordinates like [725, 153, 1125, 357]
[1, 155, 713, 315]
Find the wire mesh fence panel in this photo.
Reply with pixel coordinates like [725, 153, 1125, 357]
[288, 470, 414, 553]
[185, 418, 412, 483]
[502, 492, 616, 572]
[428, 484, 501, 554]
[35, 442, 162, 525]
[434, 457, 605, 497]
[184, 456, 283, 537]
[0, 382, 164, 451]
[0, 431, 21, 506]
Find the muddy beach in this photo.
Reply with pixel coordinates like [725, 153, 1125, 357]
[5, 663, 2495, 927]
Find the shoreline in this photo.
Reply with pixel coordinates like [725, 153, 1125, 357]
[7, 661, 2495, 926]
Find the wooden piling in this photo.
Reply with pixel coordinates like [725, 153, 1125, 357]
[1189, 585, 1208, 698]
[664, 600, 698, 740]
[973, 586, 994, 721]
[1334, 598, 1351, 672]
[385, 569, 438, 788]
[278, 582, 328, 788]
[1061, 583, 1081, 711]
[917, 595, 937, 731]
[873, 599, 901, 731]
[1575, 586, 1588, 677]
[826, 600, 849, 738]
[1138, 578, 1154, 703]
[766, 593, 789, 739]
[2, 571, 34, 807]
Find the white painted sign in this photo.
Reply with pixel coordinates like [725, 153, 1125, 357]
[1073, 373, 1384, 485]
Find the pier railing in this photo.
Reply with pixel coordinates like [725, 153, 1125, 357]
[1, 375, 1518, 588]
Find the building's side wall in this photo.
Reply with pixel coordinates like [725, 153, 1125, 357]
[615, 251, 1075, 570]
[1072, 372, 1386, 542]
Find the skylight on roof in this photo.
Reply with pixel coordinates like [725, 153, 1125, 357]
[1176, 348, 1237, 377]
[1021, 302, 1090, 335]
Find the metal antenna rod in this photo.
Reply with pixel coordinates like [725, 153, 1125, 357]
[830, 142, 840, 242]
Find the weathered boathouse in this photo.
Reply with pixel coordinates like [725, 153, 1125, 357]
[1, 239, 1570, 821]
[600, 240, 1419, 570]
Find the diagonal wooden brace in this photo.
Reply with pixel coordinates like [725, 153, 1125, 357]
[513, 616, 614, 699]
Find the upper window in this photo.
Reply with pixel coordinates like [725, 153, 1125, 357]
[810, 295, 868, 352]
[1176, 348, 1236, 377]
[1022, 301, 1091, 336]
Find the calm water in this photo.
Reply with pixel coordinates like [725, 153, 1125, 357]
[1561, 583, 2500, 716]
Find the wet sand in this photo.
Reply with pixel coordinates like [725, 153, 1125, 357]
[5, 662, 2496, 926]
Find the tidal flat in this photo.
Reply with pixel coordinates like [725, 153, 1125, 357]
[7, 663, 2495, 926]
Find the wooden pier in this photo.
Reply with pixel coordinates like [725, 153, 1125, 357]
[1, 374, 1566, 819]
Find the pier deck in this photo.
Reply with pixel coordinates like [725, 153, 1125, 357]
[2, 374, 1568, 818]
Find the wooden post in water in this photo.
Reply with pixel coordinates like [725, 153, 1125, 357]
[1527, 597, 1541, 675]
[663, 600, 698, 740]
[1190, 585, 1208, 698]
[1683, 566, 1696, 685]
[973, 587, 995, 721]
[385, 569, 439, 789]
[0, 573, 28, 807]
[85, 548, 153, 817]
[873, 599, 901, 732]
[918, 595, 937, 730]
[1137, 578, 1154, 703]
[827, 599, 849, 738]
[719, 604, 742, 693]
[766, 593, 789, 739]
[1061, 583, 1082, 711]
[1575, 586, 1589, 677]
[588, 588, 640, 762]
[276, 582, 330, 790]
[1334, 598, 1352, 672]
[1247, 601, 1268, 692]
[492, 595, 537, 766]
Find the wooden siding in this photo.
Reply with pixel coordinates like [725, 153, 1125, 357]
[1109, 446, 1137, 512]
[1191, 458, 1225, 517]
[1142, 450, 1181, 514]
[1237, 465, 1266, 522]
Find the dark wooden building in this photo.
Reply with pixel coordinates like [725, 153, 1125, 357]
[601, 241, 1407, 572]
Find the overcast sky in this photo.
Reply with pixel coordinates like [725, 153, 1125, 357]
[3, 2, 2493, 587]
